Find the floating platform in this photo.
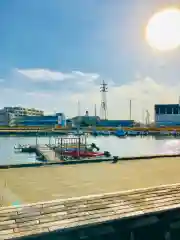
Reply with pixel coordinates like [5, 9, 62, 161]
[14, 136, 111, 163]
[1, 183, 180, 239]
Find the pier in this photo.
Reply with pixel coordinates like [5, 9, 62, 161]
[14, 135, 113, 164]
[1, 183, 180, 239]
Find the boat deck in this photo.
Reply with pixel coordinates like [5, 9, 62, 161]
[1, 183, 180, 239]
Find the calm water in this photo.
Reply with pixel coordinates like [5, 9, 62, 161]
[1, 135, 180, 165]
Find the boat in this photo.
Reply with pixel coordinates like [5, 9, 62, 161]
[114, 128, 126, 137]
[14, 144, 35, 153]
[55, 142, 111, 158]
[60, 150, 107, 158]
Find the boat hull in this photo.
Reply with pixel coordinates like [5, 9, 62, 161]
[60, 150, 105, 158]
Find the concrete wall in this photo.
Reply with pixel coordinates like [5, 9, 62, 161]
[20, 208, 180, 240]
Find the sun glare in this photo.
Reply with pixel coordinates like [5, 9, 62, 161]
[146, 8, 180, 51]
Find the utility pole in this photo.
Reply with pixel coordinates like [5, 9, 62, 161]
[77, 100, 81, 116]
[77, 100, 81, 133]
[129, 99, 132, 120]
[94, 104, 97, 117]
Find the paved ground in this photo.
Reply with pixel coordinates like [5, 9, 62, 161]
[0, 157, 180, 206]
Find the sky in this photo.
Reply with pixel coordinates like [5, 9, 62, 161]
[0, 0, 180, 120]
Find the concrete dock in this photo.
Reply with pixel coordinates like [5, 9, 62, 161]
[1, 157, 180, 238]
[1, 183, 180, 239]
[1, 156, 180, 206]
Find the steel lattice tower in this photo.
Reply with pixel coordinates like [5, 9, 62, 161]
[100, 80, 108, 120]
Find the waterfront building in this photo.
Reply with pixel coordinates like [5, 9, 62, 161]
[155, 104, 180, 126]
[97, 119, 134, 127]
[72, 116, 98, 126]
[15, 113, 66, 127]
[0, 106, 44, 126]
[72, 116, 134, 127]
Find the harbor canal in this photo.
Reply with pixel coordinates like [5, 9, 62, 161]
[1, 135, 180, 165]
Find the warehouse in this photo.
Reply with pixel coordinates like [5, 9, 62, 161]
[72, 116, 134, 127]
[155, 104, 180, 127]
[15, 113, 66, 127]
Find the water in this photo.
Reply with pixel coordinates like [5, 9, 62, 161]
[1, 135, 180, 165]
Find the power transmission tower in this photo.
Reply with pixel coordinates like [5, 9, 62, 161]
[100, 80, 108, 120]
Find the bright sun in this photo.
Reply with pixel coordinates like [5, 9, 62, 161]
[146, 8, 180, 51]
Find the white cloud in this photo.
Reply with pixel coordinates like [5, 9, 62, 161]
[1, 68, 180, 121]
[16, 68, 73, 82]
[16, 68, 100, 83]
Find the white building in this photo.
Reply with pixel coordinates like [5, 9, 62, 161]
[3, 107, 44, 117]
[0, 106, 44, 126]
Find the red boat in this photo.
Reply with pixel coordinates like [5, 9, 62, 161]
[62, 150, 105, 158]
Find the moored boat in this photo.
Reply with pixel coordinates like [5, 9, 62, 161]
[60, 150, 106, 158]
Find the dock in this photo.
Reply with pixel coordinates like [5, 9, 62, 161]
[1, 183, 180, 239]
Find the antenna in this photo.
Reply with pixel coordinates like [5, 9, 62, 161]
[100, 80, 108, 120]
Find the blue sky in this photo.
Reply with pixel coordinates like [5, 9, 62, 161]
[0, 0, 180, 120]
